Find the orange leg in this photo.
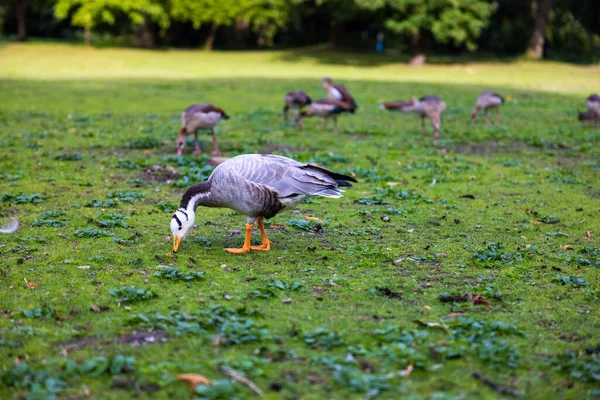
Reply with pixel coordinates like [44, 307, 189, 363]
[225, 223, 253, 254]
[251, 218, 272, 251]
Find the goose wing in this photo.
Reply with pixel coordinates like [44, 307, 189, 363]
[217, 154, 356, 199]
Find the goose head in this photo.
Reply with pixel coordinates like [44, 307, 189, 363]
[171, 208, 195, 252]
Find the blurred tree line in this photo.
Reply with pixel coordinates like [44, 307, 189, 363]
[1, 0, 599, 63]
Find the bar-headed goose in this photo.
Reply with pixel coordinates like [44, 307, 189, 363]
[380, 96, 446, 138]
[283, 91, 312, 122]
[170, 154, 356, 254]
[471, 91, 505, 124]
[177, 104, 230, 156]
[295, 98, 355, 132]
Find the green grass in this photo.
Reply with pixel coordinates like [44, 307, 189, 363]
[0, 43, 599, 400]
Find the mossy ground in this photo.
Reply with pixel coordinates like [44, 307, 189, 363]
[0, 43, 599, 399]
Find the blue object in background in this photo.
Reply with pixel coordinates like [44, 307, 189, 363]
[376, 32, 384, 53]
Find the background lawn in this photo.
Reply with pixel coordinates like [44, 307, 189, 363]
[0, 43, 599, 399]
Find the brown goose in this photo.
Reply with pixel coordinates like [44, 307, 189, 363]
[295, 98, 355, 132]
[586, 94, 600, 128]
[0, 218, 19, 234]
[321, 77, 358, 112]
[170, 154, 356, 254]
[380, 96, 446, 138]
[283, 91, 312, 122]
[471, 91, 504, 124]
[177, 104, 230, 156]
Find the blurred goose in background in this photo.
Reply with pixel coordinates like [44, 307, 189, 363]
[321, 77, 358, 113]
[0, 218, 19, 234]
[380, 96, 446, 138]
[471, 91, 505, 124]
[585, 93, 600, 128]
[283, 91, 312, 122]
[170, 154, 356, 254]
[295, 98, 354, 132]
[177, 104, 229, 156]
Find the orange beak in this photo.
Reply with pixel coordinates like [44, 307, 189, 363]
[173, 236, 182, 252]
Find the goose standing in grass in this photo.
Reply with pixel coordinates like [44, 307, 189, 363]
[295, 98, 355, 132]
[177, 104, 229, 156]
[0, 218, 19, 234]
[471, 91, 504, 124]
[380, 96, 446, 138]
[585, 93, 600, 128]
[170, 154, 356, 254]
[283, 91, 312, 122]
[321, 77, 358, 112]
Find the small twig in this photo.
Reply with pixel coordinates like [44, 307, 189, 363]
[472, 371, 522, 399]
[220, 367, 263, 396]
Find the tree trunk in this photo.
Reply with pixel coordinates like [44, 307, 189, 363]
[329, 20, 345, 48]
[205, 23, 219, 50]
[527, 0, 552, 59]
[136, 20, 156, 48]
[16, 0, 27, 42]
[409, 32, 426, 65]
[84, 27, 91, 46]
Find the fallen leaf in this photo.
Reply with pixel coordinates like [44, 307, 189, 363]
[443, 313, 465, 319]
[282, 298, 292, 303]
[586, 231, 592, 238]
[414, 320, 451, 334]
[24, 279, 37, 289]
[470, 294, 491, 307]
[424, 305, 432, 310]
[561, 245, 573, 250]
[399, 364, 414, 377]
[90, 305, 101, 313]
[435, 253, 447, 258]
[304, 216, 323, 223]
[529, 220, 541, 225]
[177, 373, 211, 390]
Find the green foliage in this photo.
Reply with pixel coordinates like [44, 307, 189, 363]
[74, 227, 114, 238]
[546, 351, 600, 383]
[1, 192, 44, 204]
[170, 0, 291, 46]
[154, 266, 205, 281]
[552, 275, 590, 287]
[287, 218, 325, 232]
[356, 0, 493, 52]
[304, 328, 345, 350]
[108, 286, 157, 303]
[107, 191, 145, 202]
[54, 0, 170, 31]
[1, 355, 135, 398]
[195, 379, 242, 399]
[33, 210, 69, 227]
[332, 366, 391, 398]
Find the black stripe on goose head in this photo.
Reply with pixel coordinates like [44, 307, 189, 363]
[180, 182, 212, 210]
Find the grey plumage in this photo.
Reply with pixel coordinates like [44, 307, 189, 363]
[181, 154, 356, 220]
[0, 218, 19, 234]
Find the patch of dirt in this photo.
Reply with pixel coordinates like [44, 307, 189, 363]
[375, 286, 402, 300]
[139, 165, 180, 183]
[56, 337, 100, 352]
[259, 143, 307, 154]
[112, 376, 161, 393]
[118, 330, 169, 347]
[453, 141, 571, 155]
